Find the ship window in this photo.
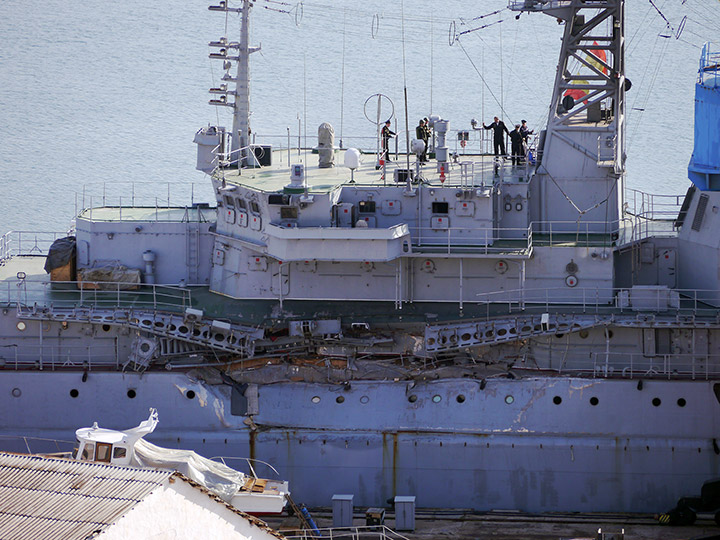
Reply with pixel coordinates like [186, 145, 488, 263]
[81, 443, 95, 461]
[280, 207, 298, 219]
[268, 194, 284, 205]
[113, 446, 127, 459]
[432, 202, 449, 214]
[236, 198, 247, 210]
[250, 201, 260, 213]
[96, 443, 112, 463]
[358, 201, 376, 213]
[223, 195, 235, 207]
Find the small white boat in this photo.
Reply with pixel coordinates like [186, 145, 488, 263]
[73, 408, 290, 515]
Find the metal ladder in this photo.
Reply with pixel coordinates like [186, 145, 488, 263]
[186, 221, 200, 285]
[285, 493, 317, 536]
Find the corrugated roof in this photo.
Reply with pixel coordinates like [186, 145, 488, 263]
[0, 452, 171, 540]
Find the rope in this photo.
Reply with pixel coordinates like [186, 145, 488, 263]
[401, 0, 411, 172]
[340, 8, 346, 147]
[456, 38, 513, 122]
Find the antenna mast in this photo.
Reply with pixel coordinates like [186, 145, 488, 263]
[209, 0, 261, 168]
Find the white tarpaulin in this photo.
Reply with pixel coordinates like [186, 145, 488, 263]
[132, 439, 246, 501]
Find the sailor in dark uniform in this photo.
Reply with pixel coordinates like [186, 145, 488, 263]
[381, 120, 395, 163]
[482, 116, 510, 156]
[509, 124, 524, 165]
[416, 119, 429, 162]
[520, 120, 534, 142]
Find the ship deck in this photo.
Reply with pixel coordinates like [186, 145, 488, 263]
[2, 256, 719, 326]
[222, 148, 525, 192]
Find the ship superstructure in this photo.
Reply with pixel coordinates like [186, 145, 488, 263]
[0, 0, 719, 514]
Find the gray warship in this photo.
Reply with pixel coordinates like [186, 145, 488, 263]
[1, 0, 719, 515]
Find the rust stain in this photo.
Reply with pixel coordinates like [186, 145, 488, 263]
[249, 429, 256, 463]
[392, 432, 398, 498]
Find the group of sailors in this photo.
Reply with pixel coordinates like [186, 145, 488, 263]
[380, 115, 534, 166]
[380, 117, 431, 164]
[482, 116, 534, 165]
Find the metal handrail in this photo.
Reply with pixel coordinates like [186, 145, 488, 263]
[472, 285, 720, 317]
[209, 456, 281, 479]
[0, 230, 73, 262]
[0, 435, 76, 455]
[0, 341, 122, 371]
[284, 525, 411, 540]
[2, 279, 193, 313]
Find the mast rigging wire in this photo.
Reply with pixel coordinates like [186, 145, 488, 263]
[455, 38, 513, 123]
[400, 0, 411, 173]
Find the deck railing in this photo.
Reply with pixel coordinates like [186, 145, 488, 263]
[0, 279, 193, 313]
[0, 341, 122, 371]
[472, 285, 720, 317]
[517, 351, 720, 381]
[0, 231, 73, 263]
[284, 525, 411, 540]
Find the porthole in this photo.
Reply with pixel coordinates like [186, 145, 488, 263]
[432, 395, 442, 403]
[11, 388, 21, 398]
[408, 394, 418, 403]
[311, 396, 321, 404]
[677, 398, 686, 408]
[360, 395, 369, 404]
[70, 389, 79, 398]
[553, 396, 562, 405]
[102, 324, 111, 332]
[652, 397, 661, 407]
[590, 397, 599, 406]
[16, 321, 26, 332]
[579, 329, 589, 339]
[127, 389, 136, 399]
[456, 395, 466, 403]
[336, 396, 345, 404]
[505, 395, 514, 404]
[186, 390, 196, 400]
[607, 330, 614, 339]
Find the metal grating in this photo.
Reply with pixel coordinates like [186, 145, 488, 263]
[691, 193, 709, 231]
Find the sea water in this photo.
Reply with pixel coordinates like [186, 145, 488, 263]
[1, 0, 719, 234]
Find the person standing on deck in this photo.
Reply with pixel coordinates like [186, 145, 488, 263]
[482, 116, 510, 157]
[416, 119, 429, 162]
[520, 119, 534, 143]
[381, 120, 396, 163]
[509, 124, 524, 165]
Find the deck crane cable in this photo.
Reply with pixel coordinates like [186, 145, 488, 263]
[628, 32, 671, 149]
[539, 165, 618, 220]
[430, 10, 434, 116]
[460, 17, 545, 103]
[455, 37, 513, 123]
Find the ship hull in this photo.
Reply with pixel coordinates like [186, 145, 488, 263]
[1, 371, 718, 513]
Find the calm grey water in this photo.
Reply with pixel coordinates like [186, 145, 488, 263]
[1, 0, 719, 234]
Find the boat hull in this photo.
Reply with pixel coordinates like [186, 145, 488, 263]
[0, 371, 718, 513]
